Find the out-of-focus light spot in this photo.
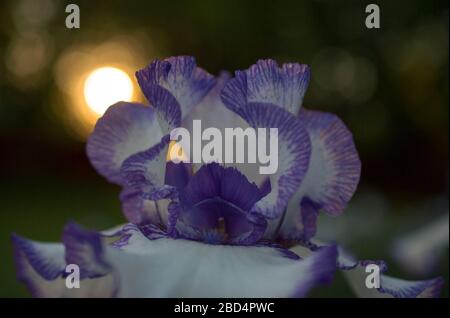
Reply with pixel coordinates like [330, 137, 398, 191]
[52, 35, 154, 139]
[13, 0, 56, 30]
[83, 67, 134, 115]
[311, 48, 378, 105]
[5, 31, 53, 88]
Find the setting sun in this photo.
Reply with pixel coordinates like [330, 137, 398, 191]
[83, 66, 134, 115]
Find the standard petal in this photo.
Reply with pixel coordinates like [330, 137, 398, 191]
[139, 84, 182, 134]
[237, 103, 311, 219]
[12, 233, 116, 297]
[295, 109, 361, 215]
[221, 59, 310, 115]
[183, 71, 265, 185]
[136, 56, 215, 119]
[86, 102, 163, 185]
[69, 225, 337, 297]
[338, 247, 444, 298]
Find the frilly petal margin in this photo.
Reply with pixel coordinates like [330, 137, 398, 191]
[78, 224, 338, 297]
[233, 102, 311, 219]
[337, 247, 444, 298]
[11, 232, 116, 298]
[268, 109, 361, 241]
[221, 59, 310, 115]
[121, 135, 177, 200]
[136, 56, 215, 119]
[86, 102, 163, 185]
[297, 109, 361, 216]
[139, 84, 182, 135]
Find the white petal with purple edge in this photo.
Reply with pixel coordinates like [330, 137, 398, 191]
[121, 136, 176, 200]
[221, 59, 310, 115]
[237, 103, 311, 219]
[141, 84, 182, 135]
[296, 109, 361, 215]
[86, 102, 163, 185]
[337, 247, 444, 298]
[12, 233, 116, 298]
[183, 72, 265, 185]
[136, 56, 215, 119]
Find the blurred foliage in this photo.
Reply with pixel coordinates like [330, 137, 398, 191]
[0, 0, 448, 297]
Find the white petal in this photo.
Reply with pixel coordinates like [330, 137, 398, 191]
[104, 227, 337, 297]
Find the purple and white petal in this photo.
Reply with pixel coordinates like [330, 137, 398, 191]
[72, 225, 337, 297]
[294, 109, 361, 215]
[139, 84, 182, 134]
[221, 59, 310, 115]
[63, 222, 112, 279]
[86, 102, 163, 185]
[136, 56, 215, 119]
[120, 162, 191, 225]
[337, 247, 444, 298]
[12, 234, 66, 281]
[121, 136, 177, 200]
[11, 232, 116, 297]
[184, 72, 265, 185]
[235, 103, 311, 219]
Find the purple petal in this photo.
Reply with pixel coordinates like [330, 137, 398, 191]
[238, 103, 311, 219]
[221, 59, 310, 115]
[164, 161, 192, 191]
[86, 102, 163, 185]
[297, 109, 361, 215]
[180, 163, 262, 211]
[175, 163, 267, 244]
[136, 56, 215, 119]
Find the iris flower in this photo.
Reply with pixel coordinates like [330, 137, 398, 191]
[12, 56, 444, 298]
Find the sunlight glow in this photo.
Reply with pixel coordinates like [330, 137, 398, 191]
[83, 67, 134, 115]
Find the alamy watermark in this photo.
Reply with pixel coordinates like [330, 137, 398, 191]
[65, 4, 80, 29]
[65, 264, 80, 289]
[365, 4, 380, 29]
[365, 264, 381, 289]
[169, 120, 279, 175]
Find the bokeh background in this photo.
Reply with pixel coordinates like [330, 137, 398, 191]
[0, 0, 448, 297]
